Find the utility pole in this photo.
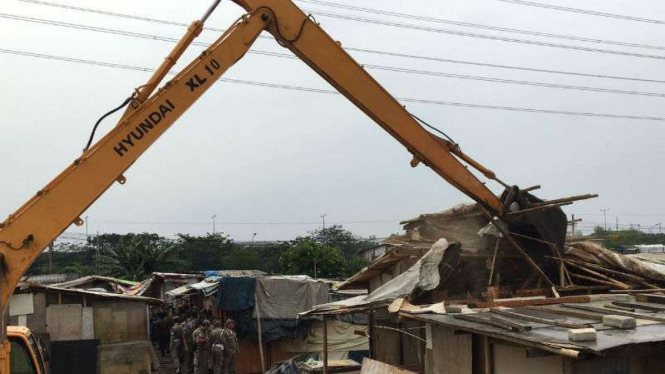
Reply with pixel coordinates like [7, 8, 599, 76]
[48, 241, 54, 274]
[251, 233, 257, 246]
[320, 214, 327, 229]
[600, 209, 610, 230]
[658, 223, 662, 234]
[85, 216, 89, 238]
[568, 214, 582, 236]
[212, 215, 217, 234]
[96, 230, 100, 275]
[616, 216, 619, 231]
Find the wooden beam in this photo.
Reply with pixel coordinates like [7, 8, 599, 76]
[612, 301, 665, 313]
[470, 295, 590, 309]
[526, 306, 604, 321]
[636, 294, 665, 304]
[562, 303, 665, 323]
[479, 207, 555, 289]
[323, 315, 329, 374]
[489, 308, 588, 329]
[604, 304, 635, 312]
[530, 194, 599, 208]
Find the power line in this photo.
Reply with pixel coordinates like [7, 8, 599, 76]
[72, 219, 400, 226]
[298, 9, 665, 60]
[498, 0, 665, 25]
[298, 0, 665, 51]
[5, 14, 665, 99]
[17, 1, 665, 84]
[3, 48, 665, 122]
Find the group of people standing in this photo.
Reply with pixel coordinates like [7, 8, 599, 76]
[170, 315, 239, 374]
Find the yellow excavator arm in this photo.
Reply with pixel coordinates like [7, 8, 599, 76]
[0, 1, 510, 368]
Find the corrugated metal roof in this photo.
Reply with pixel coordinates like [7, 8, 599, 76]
[18, 282, 165, 304]
[400, 294, 665, 357]
[23, 273, 80, 285]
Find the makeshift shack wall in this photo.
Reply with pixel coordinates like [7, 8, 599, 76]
[368, 257, 419, 294]
[8, 293, 46, 335]
[93, 300, 149, 344]
[493, 344, 563, 374]
[569, 344, 665, 374]
[373, 313, 400, 366]
[429, 324, 471, 374]
[235, 337, 266, 374]
[399, 320, 422, 370]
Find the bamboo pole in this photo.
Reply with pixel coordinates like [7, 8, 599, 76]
[255, 294, 266, 374]
[479, 208, 555, 289]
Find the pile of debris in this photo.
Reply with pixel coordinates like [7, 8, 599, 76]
[339, 202, 665, 303]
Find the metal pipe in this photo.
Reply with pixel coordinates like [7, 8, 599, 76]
[201, 0, 222, 22]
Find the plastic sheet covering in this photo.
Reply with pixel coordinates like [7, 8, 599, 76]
[217, 276, 257, 311]
[280, 319, 369, 353]
[565, 241, 665, 282]
[164, 284, 191, 297]
[254, 277, 330, 319]
[190, 277, 220, 296]
[266, 358, 300, 374]
[302, 240, 449, 315]
[228, 309, 309, 343]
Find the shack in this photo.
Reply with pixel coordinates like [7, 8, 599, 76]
[10, 280, 164, 374]
[303, 203, 665, 374]
[139, 272, 204, 301]
[168, 273, 368, 374]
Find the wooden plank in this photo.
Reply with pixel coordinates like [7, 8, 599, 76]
[563, 262, 630, 290]
[636, 294, 665, 304]
[430, 324, 472, 374]
[453, 313, 526, 332]
[562, 303, 665, 323]
[470, 295, 590, 309]
[610, 289, 665, 294]
[360, 358, 417, 374]
[46, 304, 83, 341]
[489, 314, 532, 332]
[526, 306, 604, 321]
[479, 207, 555, 288]
[489, 308, 588, 329]
[604, 304, 635, 312]
[612, 301, 665, 312]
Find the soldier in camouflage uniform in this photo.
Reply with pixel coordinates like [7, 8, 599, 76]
[221, 319, 239, 374]
[210, 320, 225, 374]
[183, 315, 196, 374]
[193, 320, 212, 374]
[170, 316, 185, 374]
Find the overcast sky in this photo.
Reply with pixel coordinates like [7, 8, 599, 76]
[2, 0, 665, 243]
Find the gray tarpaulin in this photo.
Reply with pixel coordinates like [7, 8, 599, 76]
[302, 239, 450, 315]
[565, 241, 665, 282]
[254, 276, 330, 319]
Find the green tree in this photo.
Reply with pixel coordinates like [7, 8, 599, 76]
[307, 225, 376, 257]
[101, 233, 180, 280]
[173, 233, 234, 271]
[280, 240, 346, 278]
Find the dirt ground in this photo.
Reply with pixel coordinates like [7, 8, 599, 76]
[154, 344, 177, 374]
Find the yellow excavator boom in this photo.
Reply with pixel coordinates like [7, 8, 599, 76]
[0, 1, 511, 371]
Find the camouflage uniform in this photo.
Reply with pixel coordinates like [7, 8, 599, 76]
[170, 322, 184, 373]
[193, 325, 211, 374]
[183, 320, 196, 374]
[210, 327, 225, 374]
[221, 327, 239, 374]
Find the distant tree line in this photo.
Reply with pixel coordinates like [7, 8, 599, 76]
[592, 226, 665, 248]
[27, 225, 373, 281]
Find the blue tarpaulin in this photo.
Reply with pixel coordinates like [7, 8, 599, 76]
[216, 276, 257, 311]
